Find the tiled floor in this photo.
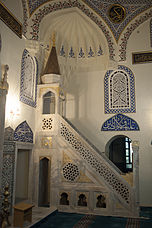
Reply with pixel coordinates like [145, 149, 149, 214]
[8, 206, 57, 228]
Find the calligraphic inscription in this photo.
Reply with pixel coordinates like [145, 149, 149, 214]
[0, 2, 22, 38]
[132, 51, 152, 64]
[14, 121, 33, 143]
[108, 4, 126, 24]
[101, 114, 140, 131]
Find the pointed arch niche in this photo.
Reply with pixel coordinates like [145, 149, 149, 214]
[38, 156, 51, 207]
[14, 121, 33, 143]
[39, 86, 59, 114]
[43, 91, 56, 114]
[38, 7, 110, 69]
[104, 65, 136, 114]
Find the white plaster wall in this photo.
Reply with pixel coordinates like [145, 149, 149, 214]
[126, 19, 152, 206]
[66, 19, 152, 206]
[0, 2, 36, 134]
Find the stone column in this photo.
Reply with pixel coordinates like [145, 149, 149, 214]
[0, 65, 9, 193]
[132, 140, 140, 216]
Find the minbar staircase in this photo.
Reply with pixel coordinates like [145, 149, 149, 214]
[38, 113, 139, 217]
[57, 115, 139, 217]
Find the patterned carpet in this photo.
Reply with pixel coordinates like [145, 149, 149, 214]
[30, 208, 152, 228]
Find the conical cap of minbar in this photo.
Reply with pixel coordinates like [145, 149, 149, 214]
[42, 34, 60, 75]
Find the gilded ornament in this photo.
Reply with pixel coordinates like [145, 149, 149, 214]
[41, 137, 52, 148]
[108, 4, 126, 24]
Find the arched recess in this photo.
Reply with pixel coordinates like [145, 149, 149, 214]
[40, 87, 59, 114]
[43, 91, 56, 114]
[38, 156, 51, 207]
[105, 135, 133, 173]
[27, 2, 115, 60]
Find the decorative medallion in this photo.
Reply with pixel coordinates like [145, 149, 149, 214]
[41, 137, 52, 148]
[101, 114, 140, 131]
[108, 4, 126, 24]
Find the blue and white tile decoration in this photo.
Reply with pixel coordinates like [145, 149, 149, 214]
[1, 141, 16, 212]
[20, 49, 38, 108]
[104, 65, 136, 114]
[14, 121, 33, 143]
[101, 114, 140, 131]
[4, 126, 14, 141]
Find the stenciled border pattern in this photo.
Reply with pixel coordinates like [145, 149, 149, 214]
[20, 49, 38, 108]
[29, 0, 115, 60]
[22, 0, 29, 35]
[119, 8, 152, 61]
[104, 65, 136, 114]
[0, 2, 22, 38]
[101, 114, 140, 131]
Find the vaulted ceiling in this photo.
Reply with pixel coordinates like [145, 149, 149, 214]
[24, 0, 152, 40]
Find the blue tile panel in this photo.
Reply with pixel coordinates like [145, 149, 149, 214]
[0, 141, 16, 213]
[20, 49, 38, 108]
[14, 121, 33, 143]
[101, 114, 139, 131]
[104, 65, 136, 114]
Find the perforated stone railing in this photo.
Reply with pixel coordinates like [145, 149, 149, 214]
[59, 116, 134, 206]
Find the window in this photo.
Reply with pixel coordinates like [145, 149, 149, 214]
[125, 137, 133, 171]
[43, 91, 55, 114]
[108, 136, 133, 173]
